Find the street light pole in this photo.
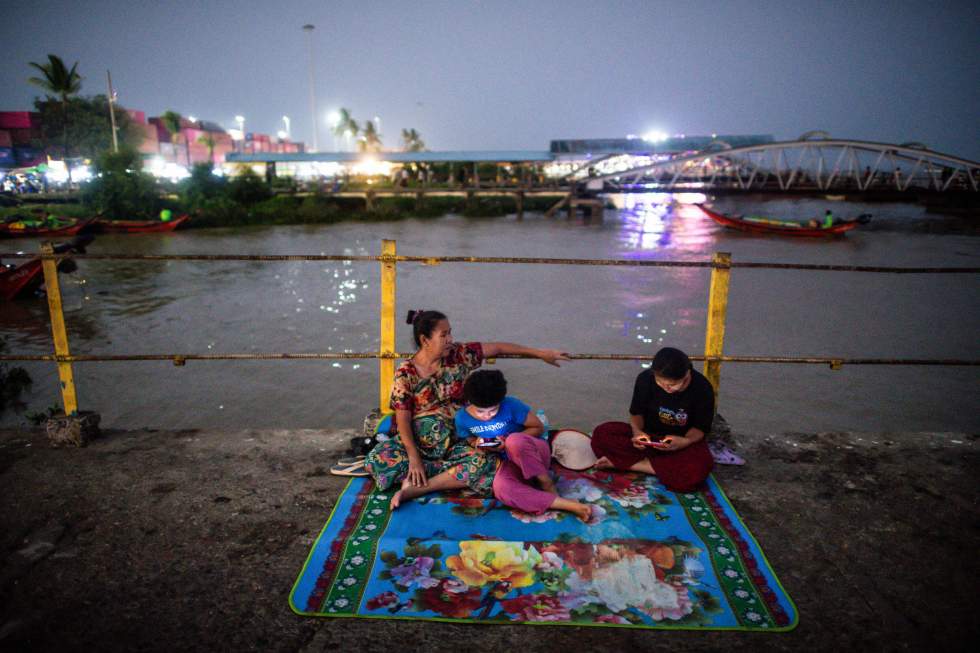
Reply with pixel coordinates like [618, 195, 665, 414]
[235, 115, 245, 153]
[283, 115, 291, 139]
[106, 70, 119, 153]
[303, 24, 319, 152]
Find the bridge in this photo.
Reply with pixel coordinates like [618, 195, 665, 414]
[570, 136, 980, 194]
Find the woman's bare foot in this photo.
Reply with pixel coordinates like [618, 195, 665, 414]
[593, 455, 615, 470]
[391, 479, 424, 509]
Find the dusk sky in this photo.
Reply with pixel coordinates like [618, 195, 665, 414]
[2, 0, 978, 159]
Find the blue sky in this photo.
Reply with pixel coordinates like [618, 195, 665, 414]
[1, 0, 977, 159]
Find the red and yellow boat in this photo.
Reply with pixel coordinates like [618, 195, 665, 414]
[0, 235, 91, 300]
[698, 205, 869, 237]
[0, 216, 95, 238]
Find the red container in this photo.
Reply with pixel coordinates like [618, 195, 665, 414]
[0, 112, 35, 129]
[127, 109, 147, 125]
[0, 130, 12, 148]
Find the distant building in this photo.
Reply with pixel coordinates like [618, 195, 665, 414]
[549, 134, 774, 158]
[0, 107, 306, 170]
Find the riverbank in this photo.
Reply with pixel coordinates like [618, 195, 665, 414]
[0, 193, 566, 229]
[0, 425, 975, 652]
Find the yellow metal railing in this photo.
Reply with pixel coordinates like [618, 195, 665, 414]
[1, 243, 978, 417]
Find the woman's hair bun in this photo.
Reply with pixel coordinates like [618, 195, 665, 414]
[406, 309, 424, 325]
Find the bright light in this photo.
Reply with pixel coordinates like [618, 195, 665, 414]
[146, 157, 190, 182]
[277, 130, 288, 140]
[351, 156, 393, 177]
[227, 128, 244, 141]
[235, 115, 245, 123]
[188, 115, 197, 123]
[327, 111, 341, 127]
[643, 131, 669, 143]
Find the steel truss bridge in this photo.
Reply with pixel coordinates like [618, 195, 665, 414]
[571, 137, 980, 194]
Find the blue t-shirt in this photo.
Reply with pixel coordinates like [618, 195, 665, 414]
[454, 396, 531, 441]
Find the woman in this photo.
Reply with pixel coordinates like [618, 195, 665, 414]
[365, 309, 569, 508]
[591, 347, 714, 492]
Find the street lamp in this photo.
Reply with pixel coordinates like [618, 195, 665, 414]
[282, 115, 291, 139]
[303, 24, 319, 152]
[235, 115, 245, 152]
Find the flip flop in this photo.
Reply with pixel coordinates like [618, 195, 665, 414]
[336, 454, 366, 466]
[330, 459, 370, 477]
[709, 441, 746, 466]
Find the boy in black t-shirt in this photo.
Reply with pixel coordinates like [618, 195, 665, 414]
[590, 347, 715, 492]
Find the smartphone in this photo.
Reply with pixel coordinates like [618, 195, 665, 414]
[644, 438, 671, 448]
[477, 438, 501, 448]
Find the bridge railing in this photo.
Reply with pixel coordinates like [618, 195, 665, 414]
[1, 242, 978, 418]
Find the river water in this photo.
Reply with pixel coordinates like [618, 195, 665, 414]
[2, 196, 978, 435]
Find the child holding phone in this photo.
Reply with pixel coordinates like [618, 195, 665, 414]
[591, 347, 715, 492]
[455, 370, 597, 523]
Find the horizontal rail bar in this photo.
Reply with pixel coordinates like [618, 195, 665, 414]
[2, 353, 977, 366]
[3, 251, 979, 274]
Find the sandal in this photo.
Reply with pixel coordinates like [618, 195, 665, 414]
[708, 441, 745, 466]
[336, 454, 366, 467]
[330, 459, 370, 477]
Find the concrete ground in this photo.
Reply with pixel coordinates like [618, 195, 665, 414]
[0, 425, 976, 653]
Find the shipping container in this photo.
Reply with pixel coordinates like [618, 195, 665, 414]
[0, 130, 11, 148]
[0, 112, 36, 129]
[127, 109, 147, 125]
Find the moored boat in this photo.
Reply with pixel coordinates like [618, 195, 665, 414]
[94, 214, 190, 233]
[0, 235, 92, 300]
[698, 205, 869, 237]
[0, 216, 95, 238]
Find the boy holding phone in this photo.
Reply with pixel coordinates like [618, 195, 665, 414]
[591, 347, 715, 492]
[455, 370, 597, 522]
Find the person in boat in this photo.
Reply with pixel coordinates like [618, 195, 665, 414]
[823, 209, 835, 228]
[590, 347, 714, 492]
[159, 209, 173, 222]
[365, 309, 569, 508]
[454, 369, 596, 522]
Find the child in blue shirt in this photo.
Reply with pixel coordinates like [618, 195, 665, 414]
[455, 370, 596, 522]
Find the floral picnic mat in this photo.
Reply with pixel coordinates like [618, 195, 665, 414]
[290, 467, 798, 630]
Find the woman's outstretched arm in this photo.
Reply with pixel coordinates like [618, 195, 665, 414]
[481, 342, 570, 367]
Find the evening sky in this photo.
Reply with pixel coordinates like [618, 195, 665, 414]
[1, 0, 978, 160]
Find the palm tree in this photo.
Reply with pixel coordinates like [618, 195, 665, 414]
[401, 128, 425, 152]
[28, 54, 82, 184]
[161, 110, 187, 165]
[361, 121, 382, 152]
[333, 108, 360, 151]
[197, 132, 217, 167]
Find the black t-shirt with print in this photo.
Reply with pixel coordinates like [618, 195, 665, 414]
[629, 369, 715, 436]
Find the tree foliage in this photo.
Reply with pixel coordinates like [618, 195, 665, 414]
[33, 95, 142, 158]
[401, 128, 425, 152]
[81, 147, 159, 219]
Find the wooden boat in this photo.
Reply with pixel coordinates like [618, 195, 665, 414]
[94, 214, 190, 233]
[0, 235, 91, 300]
[698, 205, 869, 237]
[0, 216, 94, 238]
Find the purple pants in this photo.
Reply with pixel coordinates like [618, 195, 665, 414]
[491, 433, 556, 514]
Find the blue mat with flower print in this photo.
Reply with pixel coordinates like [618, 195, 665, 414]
[289, 466, 798, 630]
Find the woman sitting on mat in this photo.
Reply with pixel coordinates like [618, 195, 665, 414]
[455, 370, 596, 522]
[591, 347, 714, 492]
[365, 309, 569, 508]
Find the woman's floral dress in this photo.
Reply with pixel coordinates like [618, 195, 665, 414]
[365, 342, 499, 494]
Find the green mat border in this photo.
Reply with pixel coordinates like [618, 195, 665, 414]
[289, 474, 800, 632]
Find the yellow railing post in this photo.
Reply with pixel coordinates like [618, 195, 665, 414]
[703, 251, 732, 398]
[40, 242, 79, 415]
[379, 239, 397, 412]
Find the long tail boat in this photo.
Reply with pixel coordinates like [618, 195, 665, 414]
[0, 216, 95, 238]
[94, 214, 190, 233]
[698, 205, 870, 237]
[0, 235, 92, 301]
